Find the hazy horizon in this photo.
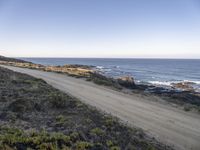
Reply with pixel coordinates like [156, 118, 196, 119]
[17, 56, 200, 59]
[2, 53, 200, 60]
[0, 0, 200, 58]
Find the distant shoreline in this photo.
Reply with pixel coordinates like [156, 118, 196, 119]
[17, 57, 200, 60]
[19, 57, 200, 93]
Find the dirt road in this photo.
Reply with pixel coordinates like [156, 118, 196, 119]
[2, 65, 200, 150]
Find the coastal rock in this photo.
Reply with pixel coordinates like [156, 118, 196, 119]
[117, 76, 135, 88]
[171, 82, 195, 92]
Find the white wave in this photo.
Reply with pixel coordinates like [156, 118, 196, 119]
[104, 69, 112, 71]
[135, 80, 141, 83]
[148, 80, 200, 86]
[112, 65, 120, 68]
[148, 81, 173, 86]
[182, 80, 200, 85]
[96, 66, 104, 69]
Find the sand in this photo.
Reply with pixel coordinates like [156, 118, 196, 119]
[2, 65, 200, 150]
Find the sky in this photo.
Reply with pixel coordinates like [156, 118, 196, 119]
[0, 0, 200, 58]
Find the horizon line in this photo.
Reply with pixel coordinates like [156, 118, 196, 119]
[15, 56, 200, 60]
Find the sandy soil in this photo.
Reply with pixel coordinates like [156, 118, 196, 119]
[2, 65, 200, 150]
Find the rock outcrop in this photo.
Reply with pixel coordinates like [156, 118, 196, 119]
[171, 82, 195, 92]
[117, 76, 135, 88]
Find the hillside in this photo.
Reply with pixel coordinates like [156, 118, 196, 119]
[0, 66, 172, 150]
[0, 55, 29, 63]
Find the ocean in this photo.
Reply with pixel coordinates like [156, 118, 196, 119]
[21, 58, 200, 91]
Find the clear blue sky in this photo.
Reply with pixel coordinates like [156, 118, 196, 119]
[0, 0, 200, 58]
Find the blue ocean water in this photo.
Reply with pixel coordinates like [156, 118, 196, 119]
[21, 58, 200, 91]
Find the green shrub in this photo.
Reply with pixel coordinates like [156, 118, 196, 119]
[76, 141, 93, 150]
[0, 144, 15, 150]
[8, 98, 34, 113]
[86, 78, 92, 81]
[106, 140, 113, 147]
[56, 115, 65, 122]
[110, 146, 121, 150]
[90, 128, 104, 136]
[55, 115, 66, 126]
[147, 145, 156, 150]
[0, 127, 71, 149]
[49, 93, 66, 108]
[70, 132, 79, 142]
[92, 78, 113, 86]
[105, 117, 116, 127]
[38, 143, 58, 150]
[198, 107, 200, 113]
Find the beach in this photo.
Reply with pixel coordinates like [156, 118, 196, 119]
[2, 65, 200, 150]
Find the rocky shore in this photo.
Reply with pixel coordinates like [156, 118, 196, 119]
[86, 72, 200, 111]
[1, 56, 200, 112]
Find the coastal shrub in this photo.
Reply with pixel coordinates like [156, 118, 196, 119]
[184, 105, 192, 111]
[8, 98, 34, 113]
[198, 107, 200, 113]
[86, 78, 92, 81]
[90, 128, 104, 136]
[49, 92, 66, 108]
[38, 143, 58, 150]
[0, 127, 72, 150]
[56, 115, 65, 122]
[11, 78, 44, 86]
[69, 132, 79, 142]
[88, 73, 123, 89]
[147, 145, 156, 150]
[33, 78, 46, 84]
[104, 116, 117, 127]
[106, 140, 113, 147]
[5, 112, 17, 123]
[89, 73, 114, 86]
[0, 144, 15, 150]
[95, 79, 113, 86]
[75, 100, 84, 108]
[110, 146, 121, 150]
[92, 143, 104, 149]
[55, 115, 66, 126]
[75, 141, 93, 150]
